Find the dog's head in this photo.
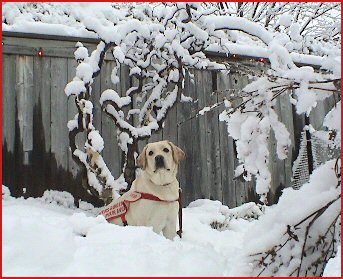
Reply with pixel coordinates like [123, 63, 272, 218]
[137, 140, 185, 185]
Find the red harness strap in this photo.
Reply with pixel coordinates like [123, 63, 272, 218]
[99, 191, 182, 237]
[139, 192, 176, 202]
[177, 188, 182, 238]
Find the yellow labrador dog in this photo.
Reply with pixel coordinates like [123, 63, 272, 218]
[99, 140, 185, 240]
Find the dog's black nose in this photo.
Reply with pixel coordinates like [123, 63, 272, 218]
[155, 155, 165, 168]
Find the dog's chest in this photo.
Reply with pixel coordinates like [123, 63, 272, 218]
[128, 199, 178, 226]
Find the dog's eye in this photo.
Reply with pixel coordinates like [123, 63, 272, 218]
[148, 151, 154, 156]
[163, 148, 169, 153]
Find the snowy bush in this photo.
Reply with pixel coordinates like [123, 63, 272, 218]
[244, 159, 341, 276]
[187, 199, 263, 232]
[2, 185, 13, 201]
[38, 190, 76, 208]
[225, 202, 264, 221]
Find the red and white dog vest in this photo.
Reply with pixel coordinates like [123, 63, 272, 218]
[98, 191, 178, 225]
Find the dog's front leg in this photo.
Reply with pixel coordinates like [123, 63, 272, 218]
[162, 218, 177, 240]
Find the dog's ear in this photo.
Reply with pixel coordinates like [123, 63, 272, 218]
[137, 146, 147, 169]
[168, 141, 185, 164]
[137, 146, 147, 170]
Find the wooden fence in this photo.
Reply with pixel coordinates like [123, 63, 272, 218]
[2, 32, 336, 208]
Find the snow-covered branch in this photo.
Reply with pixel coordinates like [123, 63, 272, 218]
[245, 159, 341, 276]
[63, 2, 341, 203]
[209, 2, 341, 49]
[65, 41, 125, 203]
[67, 3, 233, 189]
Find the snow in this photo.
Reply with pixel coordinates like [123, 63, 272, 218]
[67, 119, 78, 131]
[110, 66, 120, 84]
[180, 93, 193, 103]
[76, 62, 93, 84]
[74, 44, 89, 61]
[3, 159, 340, 276]
[64, 80, 86, 97]
[323, 245, 342, 277]
[3, 185, 339, 277]
[203, 15, 274, 45]
[198, 106, 211, 115]
[3, 187, 254, 276]
[99, 89, 131, 109]
[323, 101, 341, 132]
[279, 14, 292, 28]
[244, 160, 341, 276]
[87, 130, 104, 153]
[118, 132, 133, 153]
[221, 108, 284, 202]
[289, 23, 303, 43]
[2, 184, 12, 201]
[310, 101, 342, 149]
[156, 86, 178, 121]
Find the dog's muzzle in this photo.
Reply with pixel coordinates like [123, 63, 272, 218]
[154, 155, 171, 172]
[155, 155, 165, 169]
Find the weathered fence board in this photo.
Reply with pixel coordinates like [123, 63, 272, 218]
[177, 71, 195, 203]
[202, 70, 223, 201]
[2, 54, 16, 193]
[31, 56, 51, 197]
[16, 56, 34, 197]
[191, 70, 210, 200]
[2, 34, 338, 208]
[16, 56, 34, 156]
[162, 102, 178, 145]
[2, 55, 16, 152]
[217, 72, 241, 207]
[50, 57, 69, 189]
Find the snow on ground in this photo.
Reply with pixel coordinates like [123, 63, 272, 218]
[2, 186, 341, 276]
[323, 245, 342, 277]
[2, 187, 252, 276]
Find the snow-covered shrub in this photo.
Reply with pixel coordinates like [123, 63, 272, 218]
[244, 159, 341, 276]
[38, 190, 76, 209]
[211, 202, 263, 231]
[225, 202, 264, 221]
[2, 185, 13, 201]
[218, 50, 340, 203]
[78, 200, 95, 212]
[187, 199, 263, 232]
[187, 199, 230, 228]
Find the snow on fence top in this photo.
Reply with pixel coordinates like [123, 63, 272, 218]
[2, 2, 341, 67]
